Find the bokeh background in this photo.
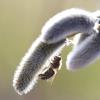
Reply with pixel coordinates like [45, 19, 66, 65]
[1, 0, 100, 100]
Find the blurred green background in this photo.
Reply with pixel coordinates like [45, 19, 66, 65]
[0, 0, 100, 100]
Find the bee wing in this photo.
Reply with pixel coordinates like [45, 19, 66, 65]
[66, 30, 100, 70]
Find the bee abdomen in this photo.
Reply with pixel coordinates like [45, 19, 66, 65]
[39, 68, 55, 80]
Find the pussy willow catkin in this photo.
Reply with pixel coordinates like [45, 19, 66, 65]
[13, 8, 100, 95]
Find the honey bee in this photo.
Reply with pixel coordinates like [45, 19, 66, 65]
[39, 55, 62, 80]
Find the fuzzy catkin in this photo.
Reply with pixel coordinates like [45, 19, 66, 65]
[67, 30, 100, 70]
[13, 8, 100, 95]
[66, 11, 100, 70]
[13, 37, 65, 95]
[41, 8, 97, 44]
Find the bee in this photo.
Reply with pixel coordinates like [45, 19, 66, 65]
[39, 55, 62, 81]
